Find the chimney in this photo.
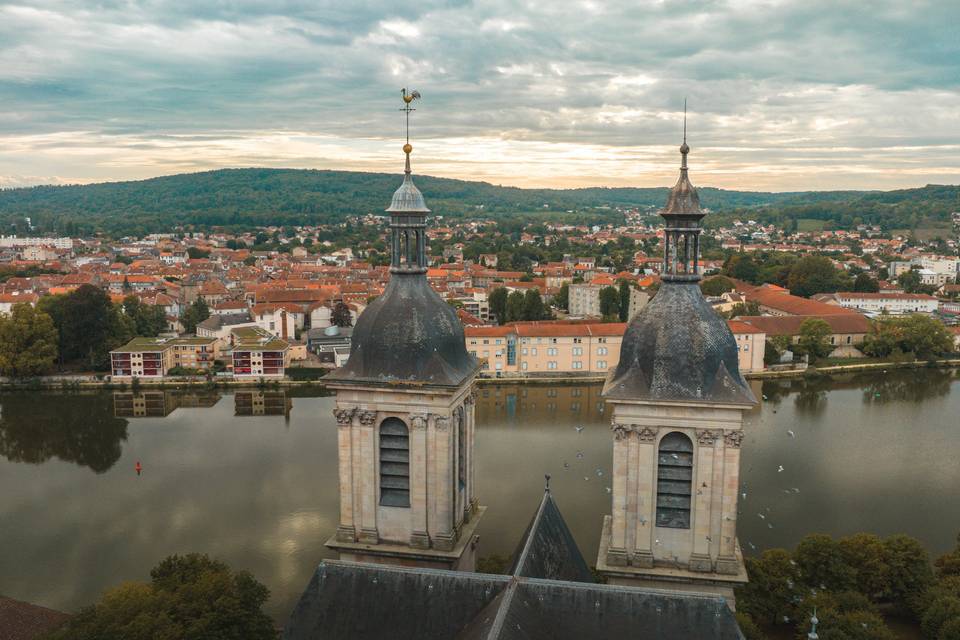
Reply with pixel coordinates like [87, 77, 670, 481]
[280, 309, 288, 339]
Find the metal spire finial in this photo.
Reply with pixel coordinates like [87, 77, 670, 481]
[400, 88, 421, 174]
[544, 474, 551, 493]
[680, 99, 690, 169]
[807, 608, 819, 640]
[683, 98, 687, 145]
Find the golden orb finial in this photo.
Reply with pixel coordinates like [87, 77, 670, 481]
[403, 143, 413, 154]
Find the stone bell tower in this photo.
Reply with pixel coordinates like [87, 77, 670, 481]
[323, 90, 483, 572]
[596, 111, 757, 607]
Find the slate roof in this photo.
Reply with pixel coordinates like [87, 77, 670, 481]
[603, 281, 756, 406]
[324, 273, 479, 389]
[284, 489, 744, 640]
[508, 491, 595, 584]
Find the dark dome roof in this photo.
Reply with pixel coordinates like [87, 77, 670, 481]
[325, 275, 478, 388]
[602, 281, 756, 405]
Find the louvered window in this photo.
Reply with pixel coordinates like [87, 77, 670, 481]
[656, 432, 693, 529]
[379, 418, 410, 507]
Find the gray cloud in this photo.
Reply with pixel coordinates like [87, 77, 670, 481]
[0, 0, 958, 189]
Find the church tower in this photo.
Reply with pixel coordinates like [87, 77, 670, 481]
[596, 112, 757, 607]
[324, 91, 483, 572]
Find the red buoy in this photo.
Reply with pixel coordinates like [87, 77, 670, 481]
[135, 460, 142, 476]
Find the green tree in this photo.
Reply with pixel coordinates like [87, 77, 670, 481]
[795, 533, 856, 592]
[45, 553, 275, 640]
[701, 275, 736, 296]
[331, 301, 353, 327]
[505, 291, 525, 323]
[796, 318, 833, 360]
[898, 314, 953, 359]
[838, 533, 889, 599]
[852, 272, 879, 293]
[0, 304, 58, 378]
[598, 286, 620, 321]
[617, 279, 631, 322]
[726, 300, 761, 319]
[921, 596, 960, 639]
[786, 255, 847, 298]
[489, 287, 509, 325]
[736, 548, 801, 626]
[764, 340, 783, 366]
[186, 247, 210, 259]
[180, 299, 210, 335]
[883, 534, 933, 613]
[522, 288, 547, 321]
[897, 268, 922, 293]
[122, 296, 166, 337]
[39, 284, 126, 369]
[554, 282, 569, 312]
[725, 253, 760, 283]
[935, 534, 960, 579]
[864, 315, 953, 360]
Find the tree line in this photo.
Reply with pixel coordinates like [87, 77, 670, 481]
[735, 530, 960, 640]
[0, 285, 168, 377]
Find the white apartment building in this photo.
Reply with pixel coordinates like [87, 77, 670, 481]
[822, 292, 939, 315]
[0, 235, 73, 249]
[568, 283, 601, 317]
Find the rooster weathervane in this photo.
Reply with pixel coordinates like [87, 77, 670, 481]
[400, 88, 421, 151]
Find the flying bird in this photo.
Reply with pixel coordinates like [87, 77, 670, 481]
[575, 425, 584, 433]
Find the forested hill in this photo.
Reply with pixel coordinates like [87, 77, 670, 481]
[0, 167, 956, 236]
[0, 168, 795, 236]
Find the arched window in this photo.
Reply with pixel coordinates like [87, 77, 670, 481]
[379, 418, 410, 507]
[456, 408, 466, 493]
[656, 432, 693, 529]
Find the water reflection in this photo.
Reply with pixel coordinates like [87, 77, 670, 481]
[0, 392, 128, 473]
[114, 391, 222, 417]
[475, 383, 611, 425]
[860, 368, 954, 404]
[235, 391, 292, 417]
[0, 369, 957, 624]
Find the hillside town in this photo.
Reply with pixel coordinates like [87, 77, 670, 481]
[0, 208, 958, 382]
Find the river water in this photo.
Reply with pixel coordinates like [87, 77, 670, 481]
[1, 369, 958, 621]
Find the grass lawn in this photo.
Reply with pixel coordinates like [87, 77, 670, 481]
[796, 218, 827, 232]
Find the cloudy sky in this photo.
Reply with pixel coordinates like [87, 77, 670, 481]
[1, 0, 958, 191]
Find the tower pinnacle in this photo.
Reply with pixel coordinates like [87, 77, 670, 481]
[680, 98, 690, 162]
[400, 88, 420, 173]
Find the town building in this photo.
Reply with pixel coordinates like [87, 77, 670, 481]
[465, 320, 766, 376]
[306, 324, 353, 366]
[110, 336, 219, 378]
[597, 133, 756, 608]
[736, 314, 870, 355]
[815, 291, 939, 315]
[229, 326, 290, 377]
[568, 282, 602, 317]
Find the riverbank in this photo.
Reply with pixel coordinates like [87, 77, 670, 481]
[3, 358, 958, 390]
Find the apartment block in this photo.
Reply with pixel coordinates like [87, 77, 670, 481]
[230, 326, 290, 377]
[110, 336, 218, 378]
[568, 283, 601, 317]
[465, 320, 767, 376]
